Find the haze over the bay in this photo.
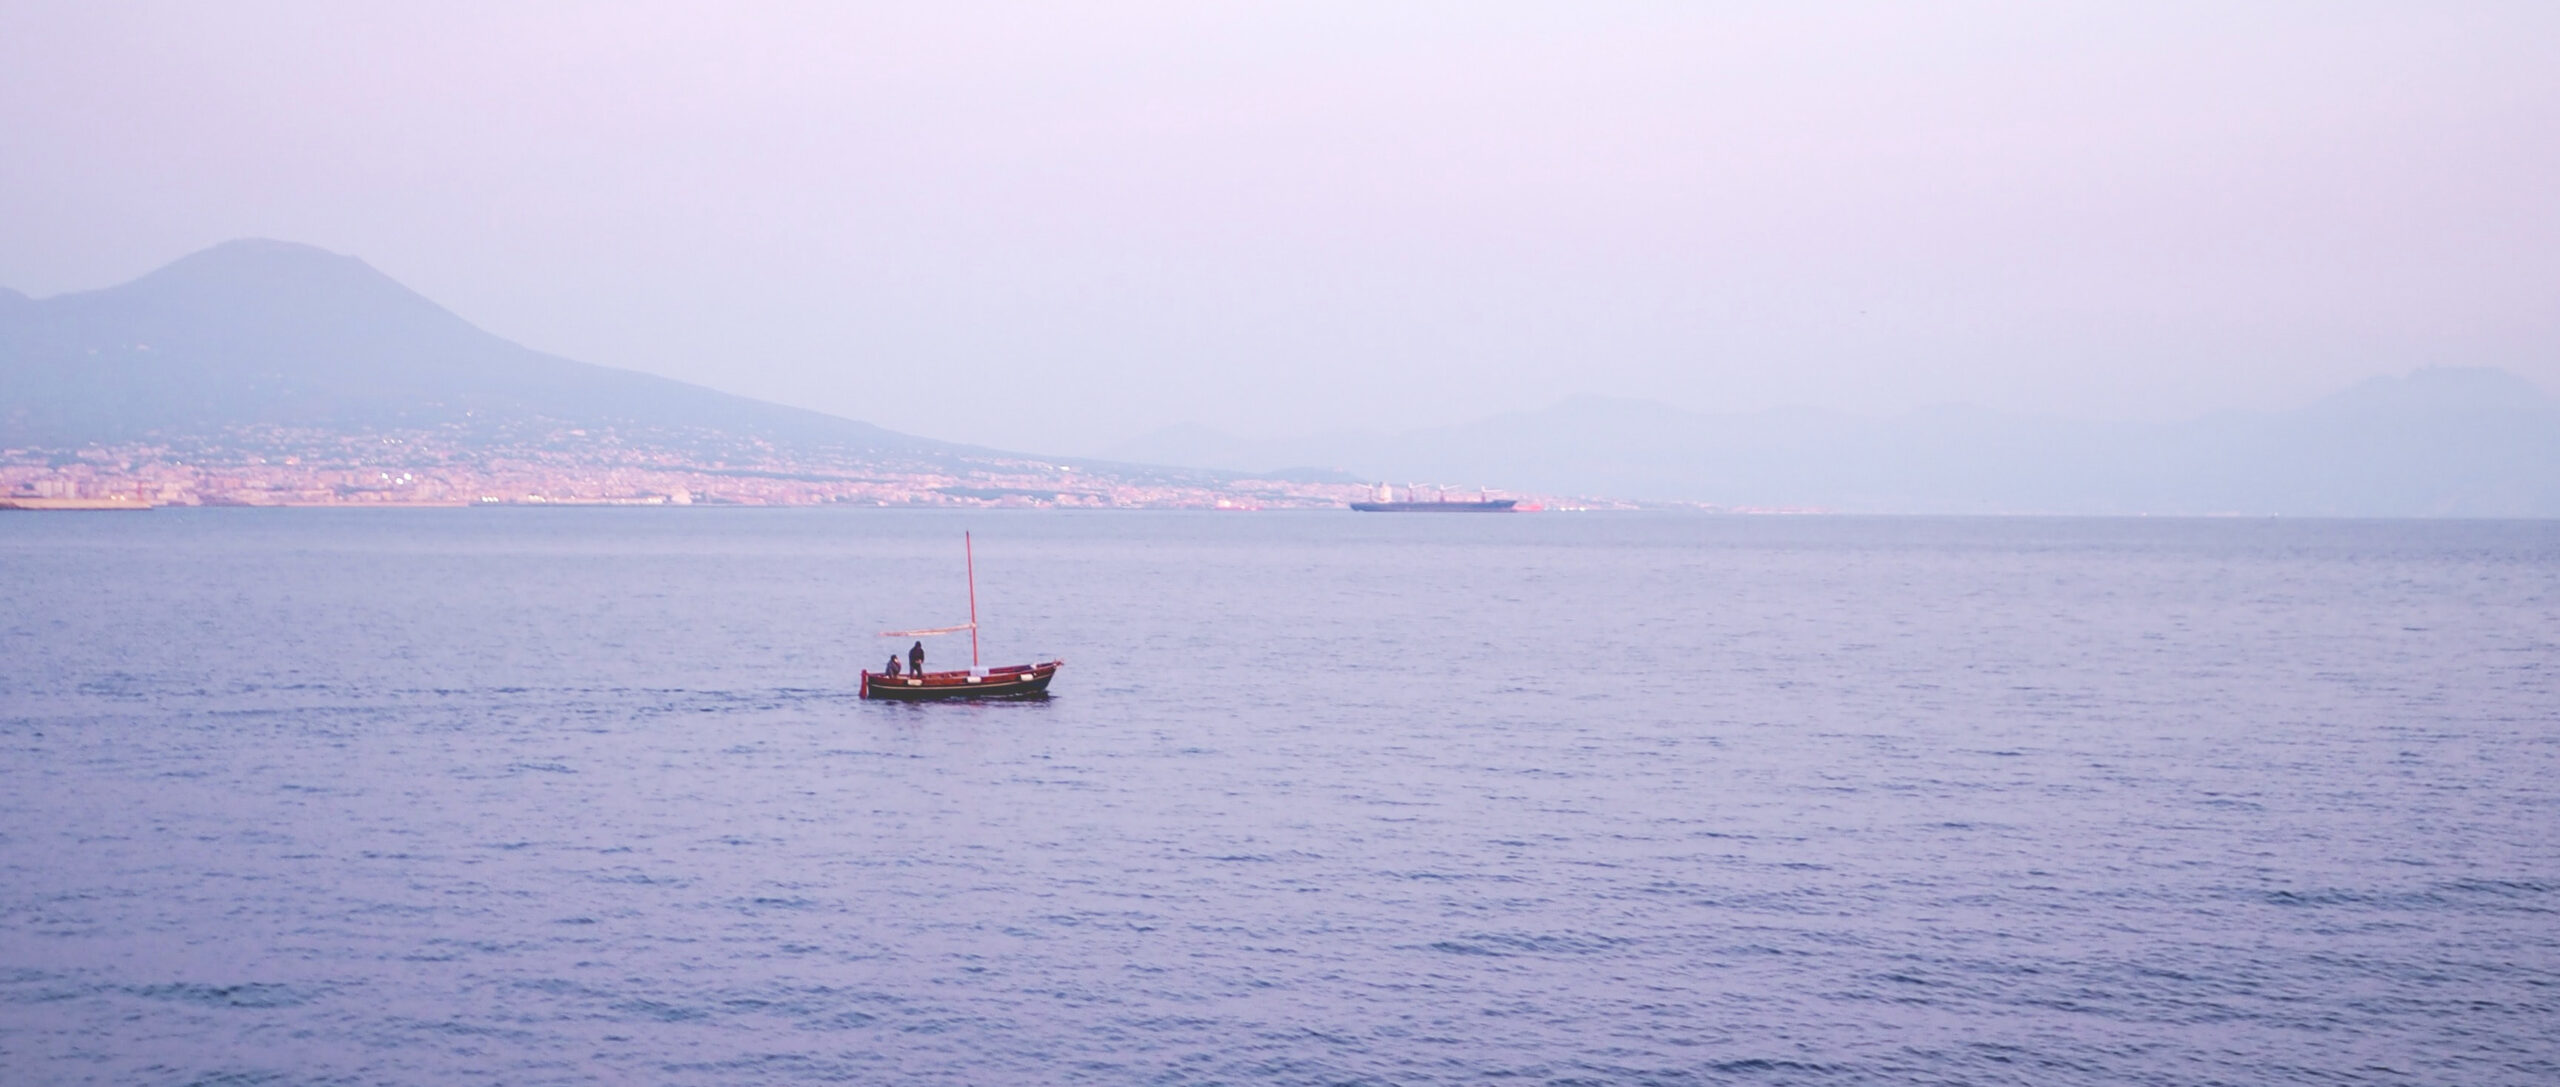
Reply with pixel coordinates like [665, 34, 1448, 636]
[4, 3, 2557, 457]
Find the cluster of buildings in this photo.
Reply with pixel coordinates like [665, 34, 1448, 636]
[0, 428, 1407, 511]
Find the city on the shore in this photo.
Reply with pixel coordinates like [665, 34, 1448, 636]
[1, 426, 1675, 512]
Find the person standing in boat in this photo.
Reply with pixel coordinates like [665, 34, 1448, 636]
[908, 640, 926, 676]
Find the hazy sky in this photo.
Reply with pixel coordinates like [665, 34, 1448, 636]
[4, 2, 2555, 453]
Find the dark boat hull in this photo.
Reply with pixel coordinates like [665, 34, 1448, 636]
[1348, 499, 1517, 512]
[861, 660, 1062, 700]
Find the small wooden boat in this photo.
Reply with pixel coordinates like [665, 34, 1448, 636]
[859, 532, 1063, 701]
[860, 660, 1064, 701]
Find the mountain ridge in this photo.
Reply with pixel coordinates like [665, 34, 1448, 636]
[9, 239, 2554, 514]
[0, 239, 943, 458]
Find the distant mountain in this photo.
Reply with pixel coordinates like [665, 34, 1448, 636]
[0, 239, 941, 458]
[1106, 368, 2560, 516]
[14, 241, 2553, 514]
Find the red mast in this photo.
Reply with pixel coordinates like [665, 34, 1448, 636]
[965, 531, 981, 671]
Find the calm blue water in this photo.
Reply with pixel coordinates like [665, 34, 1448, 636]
[2, 510, 2556, 1085]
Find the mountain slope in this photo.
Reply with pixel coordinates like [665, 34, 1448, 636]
[0, 239, 933, 455]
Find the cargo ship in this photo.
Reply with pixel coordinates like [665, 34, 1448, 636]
[1348, 484, 1517, 513]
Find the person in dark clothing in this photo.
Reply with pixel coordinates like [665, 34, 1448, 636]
[885, 655, 901, 677]
[908, 640, 926, 676]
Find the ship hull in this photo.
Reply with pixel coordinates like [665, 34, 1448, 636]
[1348, 500, 1517, 512]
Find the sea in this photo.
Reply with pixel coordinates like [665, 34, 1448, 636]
[1, 509, 2554, 1086]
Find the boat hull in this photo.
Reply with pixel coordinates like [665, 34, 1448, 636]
[860, 660, 1062, 700]
[1348, 500, 1516, 512]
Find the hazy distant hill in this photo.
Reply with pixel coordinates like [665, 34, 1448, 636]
[12, 240, 2554, 514]
[0, 239, 939, 457]
[1108, 368, 2560, 516]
